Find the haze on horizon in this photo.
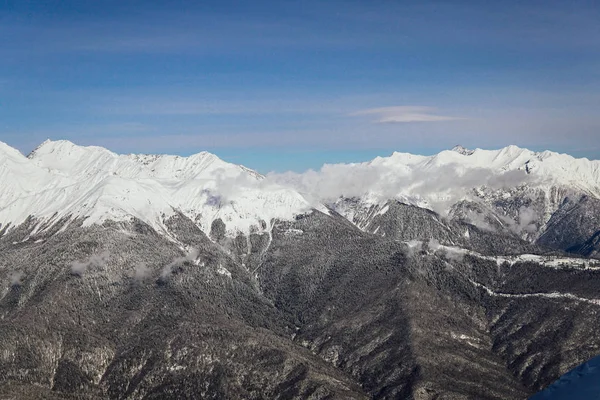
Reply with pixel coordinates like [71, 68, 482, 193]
[1, 0, 599, 172]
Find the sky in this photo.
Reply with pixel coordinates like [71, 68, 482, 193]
[1, 0, 599, 173]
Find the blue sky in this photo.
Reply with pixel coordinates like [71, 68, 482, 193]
[1, 0, 599, 172]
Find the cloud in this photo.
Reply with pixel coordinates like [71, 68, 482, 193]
[159, 248, 199, 282]
[459, 209, 498, 232]
[404, 240, 423, 258]
[424, 238, 466, 262]
[199, 167, 314, 216]
[502, 205, 539, 235]
[270, 165, 391, 204]
[70, 251, 110, 276]
[133, 263, 151, 282]
[443, 247, 466, 263]
[269, 160, 532, 215]
[352, 106, 465, 123]
[9, 271, 23, 287]
[517, 206, 539, 233]
[428, 238, 442, 252]
[208, 168, 265, 204]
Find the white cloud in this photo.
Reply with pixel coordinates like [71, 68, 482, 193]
[133, 263, 151, 282]
[159, 248, 199, 282]
[269, 161, 532, 216]
[70, 251, 110, 276]
[9, 271, 23, 287]
[352, 106, 465, 123]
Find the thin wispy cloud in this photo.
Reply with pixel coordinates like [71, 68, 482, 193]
[353, 106, 466, 123]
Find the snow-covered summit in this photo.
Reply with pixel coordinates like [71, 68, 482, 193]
[3, 140, 600, 240]
[271, 145, 600, 227]
[451, 145, 475, 156]
[1, 140, 323, 237]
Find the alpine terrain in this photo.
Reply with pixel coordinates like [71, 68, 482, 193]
[1, 139, 600, 399]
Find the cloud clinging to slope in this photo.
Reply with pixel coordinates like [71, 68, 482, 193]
[70, 251, 110, 276]
[134, 263, 151, 282]
[352, 106, 465, 123]
[159, 248, 199, 281]
[269, 161, 532, 215]
[9, 271, 23, 287]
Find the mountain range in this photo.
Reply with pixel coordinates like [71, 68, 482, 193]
[1, 139, 599, 399]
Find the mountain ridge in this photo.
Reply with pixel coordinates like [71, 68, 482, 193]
[1, 139, 600, 398]
[1, 139, 323, 238]
[2, 139, 600, 258]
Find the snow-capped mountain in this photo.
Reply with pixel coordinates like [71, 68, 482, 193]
[1, 140, 600, 399]
[0, 140, 324, 237]
[274, 144, 600, 209]
[3, 140, 599, 256]
[272, 145, 600, 248]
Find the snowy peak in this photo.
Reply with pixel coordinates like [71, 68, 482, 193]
[0, 140, 28, 163]
[270, 145, 600, 235]
[127, 151, 248, 181]
[28, 139, 259, 183]
[383, 145, 600, 191]
[3, 140, 600, 241]
[29, 139, 135, 179]
[0, 141, 70, 208]
[1, 140, 322, 238]
[451, 145, 474, 156]
[28, 139, 118, 163]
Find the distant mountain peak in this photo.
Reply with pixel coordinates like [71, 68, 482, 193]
[1, 139, 323, 238]
[451, 145, 474, 155]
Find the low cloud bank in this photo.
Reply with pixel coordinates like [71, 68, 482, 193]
[269, 161, 533, 215]
[201, 167, 312, 213]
